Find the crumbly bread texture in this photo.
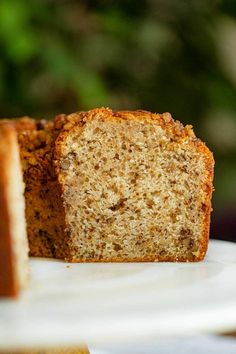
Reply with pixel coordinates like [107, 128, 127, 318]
[54, 108, 214, 262]
[0, 123, 29, 297]
[16, 118, 66, 259]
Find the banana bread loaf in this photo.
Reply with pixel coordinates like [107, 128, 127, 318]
[1, 108, 214, 264]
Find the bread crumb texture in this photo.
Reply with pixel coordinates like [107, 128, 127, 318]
[55, 108, 214, 262]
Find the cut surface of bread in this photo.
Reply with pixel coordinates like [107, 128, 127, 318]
[0, 123, 29, 297]
[54, 108, 214, 262]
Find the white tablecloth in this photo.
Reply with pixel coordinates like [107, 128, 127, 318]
[89, 335, 236, 354]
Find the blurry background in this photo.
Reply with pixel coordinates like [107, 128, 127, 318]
[0, 0, 235, 241]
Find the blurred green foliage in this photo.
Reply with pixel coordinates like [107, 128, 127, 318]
[0, 0, 236, 211]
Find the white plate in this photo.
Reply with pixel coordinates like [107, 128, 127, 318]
[0, 239, 236, 350]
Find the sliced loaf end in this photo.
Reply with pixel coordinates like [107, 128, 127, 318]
[55, 108, 214, 262]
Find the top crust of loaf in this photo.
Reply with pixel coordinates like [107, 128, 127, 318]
[54, 108, 214, 262]
[54, 107, 196, 139]
[17, 118, 55, 181]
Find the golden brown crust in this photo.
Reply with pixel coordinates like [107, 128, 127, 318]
[54, 107, 214, 262]
[0, 124, 18, 297]
[17, 120, 54, 181]
[195, 142, 214, 260]
[54, 107, 196, 140]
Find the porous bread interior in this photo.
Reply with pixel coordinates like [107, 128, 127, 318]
[58, 115, 210, 262]
[5, 131, 29, 289]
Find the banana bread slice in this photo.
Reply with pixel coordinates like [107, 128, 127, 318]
[54, 108, 214, 262]
[0, 124, 29, 297]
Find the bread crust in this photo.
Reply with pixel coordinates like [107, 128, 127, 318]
[16, 118, 67, 259]
[54, 108, 214, 262]
[0, 124, 19, 296]
[195, 141, 214, 261]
